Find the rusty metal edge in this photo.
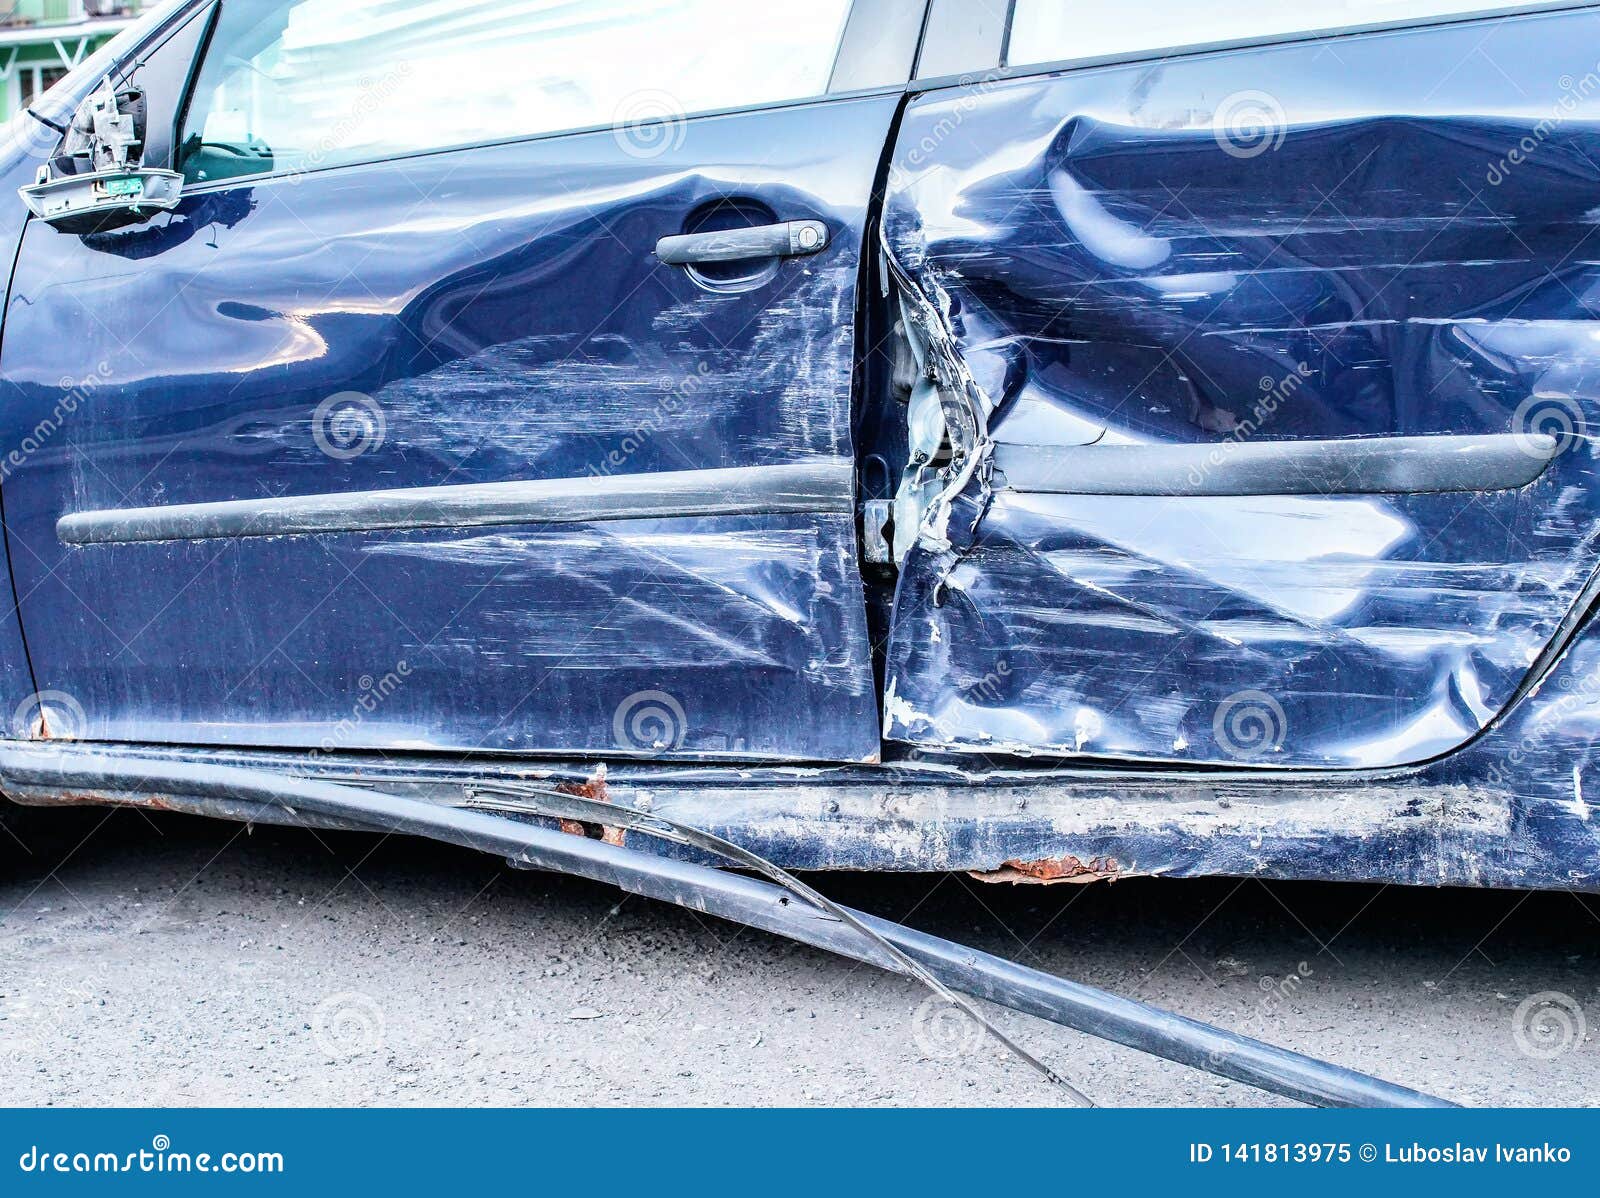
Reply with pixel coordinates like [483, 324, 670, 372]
[0, 743, 1454, 1109]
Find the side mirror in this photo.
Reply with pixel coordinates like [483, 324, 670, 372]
[18, 78, 182, 234]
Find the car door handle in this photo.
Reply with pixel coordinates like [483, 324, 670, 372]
[655, 220, 830, 266]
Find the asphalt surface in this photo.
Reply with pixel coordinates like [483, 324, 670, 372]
[1, 803, 1596, 1108]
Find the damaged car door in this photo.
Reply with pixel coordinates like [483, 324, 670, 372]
[879, 1, 1600, 768]
[0, 0, 902, 761]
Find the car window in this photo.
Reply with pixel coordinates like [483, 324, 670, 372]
[178, 0, 853, 185]
[1007, 0, 1539, 67]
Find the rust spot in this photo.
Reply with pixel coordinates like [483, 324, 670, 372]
[553, 766, 623, 844]
[30, 789, 163, 808]
[554, 766, 610, 805]
[9, 789, 201, 819]
[971, 855, 1122, 886]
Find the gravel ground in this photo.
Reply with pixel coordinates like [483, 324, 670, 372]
[1, 803, 1597, 1108]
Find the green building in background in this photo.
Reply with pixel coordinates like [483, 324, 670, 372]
[0, 1, 143, 122]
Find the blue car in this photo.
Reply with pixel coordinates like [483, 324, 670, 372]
[0, 0, 1598, 893]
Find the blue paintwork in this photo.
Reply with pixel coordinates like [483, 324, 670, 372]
[5, 0, 1600, 890]
[0, 86, 897, 760]
[0, 104, 98, 731]
[880, 6, 1600, 769]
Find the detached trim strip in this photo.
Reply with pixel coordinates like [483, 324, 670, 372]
[993, 433, 1559, 498]
[57, 460, 853, 546]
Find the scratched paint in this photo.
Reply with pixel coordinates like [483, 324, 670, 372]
[0, 513, 873, 758]
[0, 94, 898, 760]
[878, 8, 1600, 769]
[7, 0, 1600, 894]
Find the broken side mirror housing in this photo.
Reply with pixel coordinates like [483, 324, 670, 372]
[19, 78, 182, 235]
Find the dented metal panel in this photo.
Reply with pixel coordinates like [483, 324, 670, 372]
[879, 8, 1600, 769]
[0, 95, 897, 760]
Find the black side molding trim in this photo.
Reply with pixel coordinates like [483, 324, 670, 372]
[58, 461, 853, 546]
[993, 433, 1560, 498]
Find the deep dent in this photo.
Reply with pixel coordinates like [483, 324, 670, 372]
[875, 15, 1600, 771]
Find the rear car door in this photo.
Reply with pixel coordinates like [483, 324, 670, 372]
[879, 1, 1600, 768]
[0, 0, 917, 761]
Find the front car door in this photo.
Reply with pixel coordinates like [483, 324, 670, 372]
[879, 0, 1600, 769]
[0, 0, 916, 762]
